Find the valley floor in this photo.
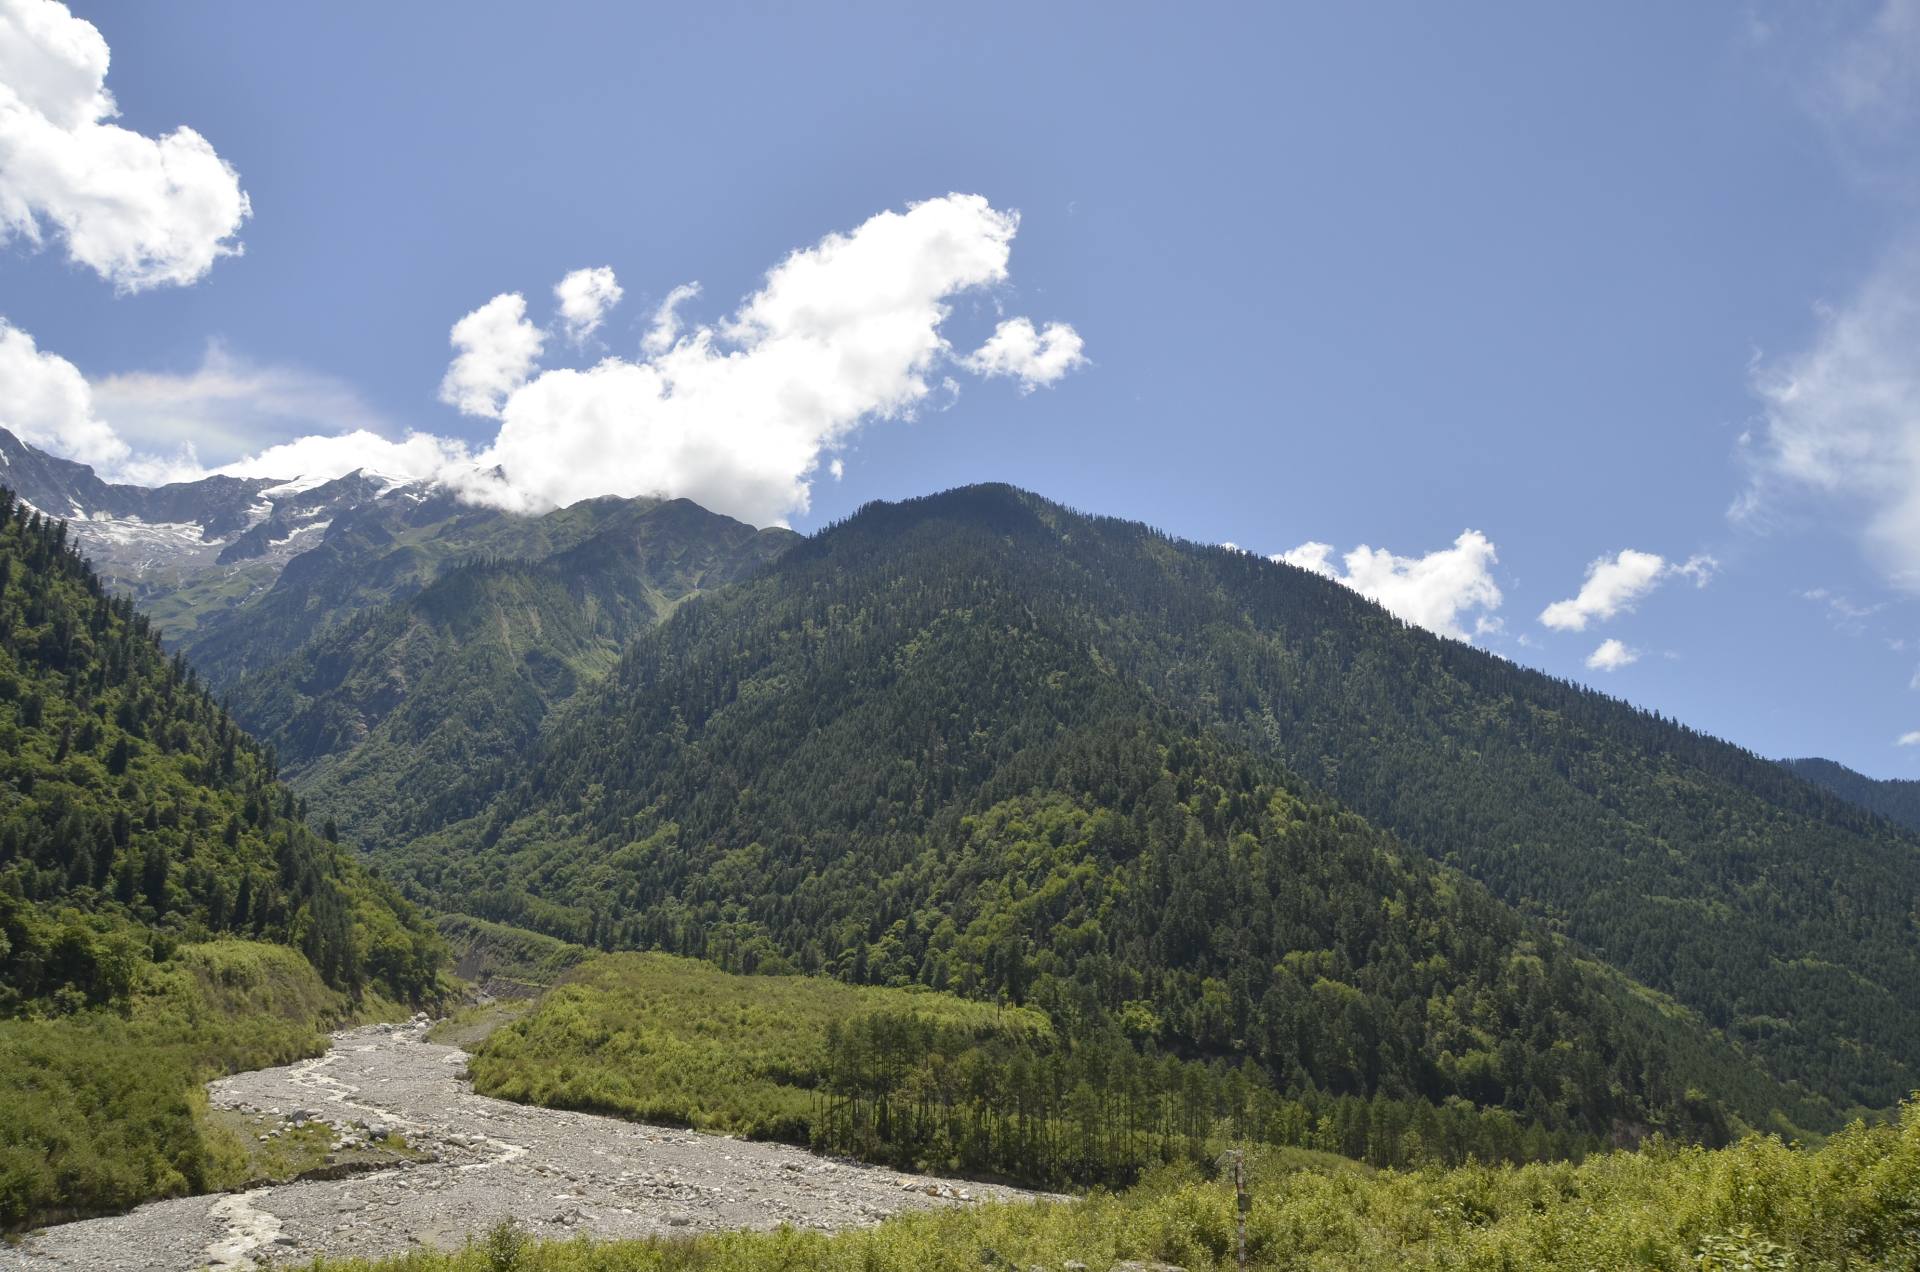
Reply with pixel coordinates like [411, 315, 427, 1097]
[0, 1018, 1046, 1272]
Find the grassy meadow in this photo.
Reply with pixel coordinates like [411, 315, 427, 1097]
[468, 951, 1050, 1144]
[0, 938, 396, 1229]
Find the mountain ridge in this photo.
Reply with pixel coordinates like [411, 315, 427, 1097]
[226, 497, 798, 847]
[1781, 756, 1920, 834]
[375, 482, 1916, 1131]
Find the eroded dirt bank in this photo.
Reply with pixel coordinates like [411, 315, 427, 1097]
[0, 1018, 1047, 1271]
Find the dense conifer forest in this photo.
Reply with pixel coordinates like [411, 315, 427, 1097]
[373, 487, 1895, 1150]
[1782, 756, 1920, 834]
[372, 487, 1920, 1124]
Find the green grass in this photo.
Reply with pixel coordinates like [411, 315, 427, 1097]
[0, 938, 398, 1230]
[434, 912, 590, 996]
[469, 951, 1050, 1144]
[276, 1096, 1920, 1270]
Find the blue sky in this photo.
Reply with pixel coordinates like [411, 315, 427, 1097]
[4, 2, 1920, 774]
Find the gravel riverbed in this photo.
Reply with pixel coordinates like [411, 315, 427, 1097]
[0, 1017, 1050, 1271]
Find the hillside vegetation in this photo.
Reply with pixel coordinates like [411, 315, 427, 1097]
[472, 952, 1705, 1190]
[386, 485, 1888, 1144]
[297, 1092, 1920, 1272]
[382, 486, 1881, 1145]
[471, 952, 1050, 1154]
[226, 498, 796, 849]
[0, 939, 375, 1228]
[0, 486, 446, 1225]
[1783, 756, 1920, 834]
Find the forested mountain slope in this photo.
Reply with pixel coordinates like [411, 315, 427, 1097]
[0, 484, 448, 1224]
[0, 485, 442, 1009]
[177, 492, 651, 686]
[381, 486, 1877, 1142]
[1782, 756, 1920, 833]
[227, 499, 797, 848]
[385, 485, 1920, 1121]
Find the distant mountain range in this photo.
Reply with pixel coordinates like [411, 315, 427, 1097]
[8, 433, 1920, 1150]
[1780, 757, 1920, 833]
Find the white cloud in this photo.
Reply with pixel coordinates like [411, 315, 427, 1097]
[1273, 530, 1503, 642]
[641, 283, 701, 357]
[0, 316, 128, 470]
[1801, 586, 1886, 626]
[1738, 239, 1920, 589]
[214, 430, 475, 488]
[963, 316, 1087, 391]
[1538, 549, 1720, 631]
[1540, 550, 1666, 631]
[12, 195, 1081, 527]
[1674, 553, 1719, 585]
[554, 267, 622, 345]
[438, 293, 544, 418]
[1276, 541, 1334, 574]
[1586, 638, 1639, 672]
[1899, 729, 1920, 746]
[453, 192, 1069, 523]
[0, 0, 249, 291]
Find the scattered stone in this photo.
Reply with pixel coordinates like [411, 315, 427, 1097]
[0, 1020, 1050, 1272]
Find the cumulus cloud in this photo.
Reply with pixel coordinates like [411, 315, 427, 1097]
[641, 283, 700, 356]
[1273, 530, 1503, 642]
[963, 317, 1087, 391]
[443, 192, 1082, 523]
[0, 316, 129, 470]
[13, 195, 1084, 527]
[438, 293, 544, 418]
[0, 0, 250, 291]
[1738, 239, 1920, 589]
[1587, 638, 1639, 672]
[1538, 549, 1716, 631]
[554, 267, 622, 344]
[1899, 729, 1920, 746]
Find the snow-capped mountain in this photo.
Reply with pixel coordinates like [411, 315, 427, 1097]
[0, 426, 430, 622]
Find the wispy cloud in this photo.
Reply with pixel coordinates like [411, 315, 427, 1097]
[92, 343, 389, 463]
[1737, 239, 1920, 590]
